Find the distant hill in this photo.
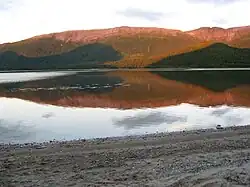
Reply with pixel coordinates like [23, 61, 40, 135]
[0, 43, 122, 70]
[149, 43, 250, 68]
[0, 26, 250, 70]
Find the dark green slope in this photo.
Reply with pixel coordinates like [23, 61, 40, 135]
[149, 43, 250, 68]
[0, 43, 122, 70]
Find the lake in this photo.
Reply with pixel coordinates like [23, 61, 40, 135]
[1, 69, 250, 144]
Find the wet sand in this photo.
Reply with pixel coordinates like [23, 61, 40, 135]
[1, 126, 250, 186]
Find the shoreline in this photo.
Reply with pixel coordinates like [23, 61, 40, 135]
[0, 124, 246, 144]
[2, 125, 250, 186]
[0, 124, 247, 147]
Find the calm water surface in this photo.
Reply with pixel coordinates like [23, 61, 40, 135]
[1, 70, 250, 144]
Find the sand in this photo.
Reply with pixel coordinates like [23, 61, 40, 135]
[1, 126, 250, 186]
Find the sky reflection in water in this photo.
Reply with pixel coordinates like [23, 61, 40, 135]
[1, 70, 250, 143]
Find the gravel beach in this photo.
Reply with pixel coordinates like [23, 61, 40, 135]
[1, 126, 250, 186]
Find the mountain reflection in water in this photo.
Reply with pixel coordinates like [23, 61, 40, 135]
[1, 70, 250, 108]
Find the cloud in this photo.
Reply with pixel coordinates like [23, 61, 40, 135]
[0, 0, 23, 12]
[187, 0, 240, 5]
[0, 0, 13, 11]
[117, 8, 165, 21]
[213, 18, 228, 25]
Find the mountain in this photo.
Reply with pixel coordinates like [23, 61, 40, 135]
[0, 26, 250, 70]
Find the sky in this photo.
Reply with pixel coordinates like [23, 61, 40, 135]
[0, 0, 250, 44]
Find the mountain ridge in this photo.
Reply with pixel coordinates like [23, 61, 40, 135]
[1, 25, 249, 45]
[186, 26, 250, 42]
